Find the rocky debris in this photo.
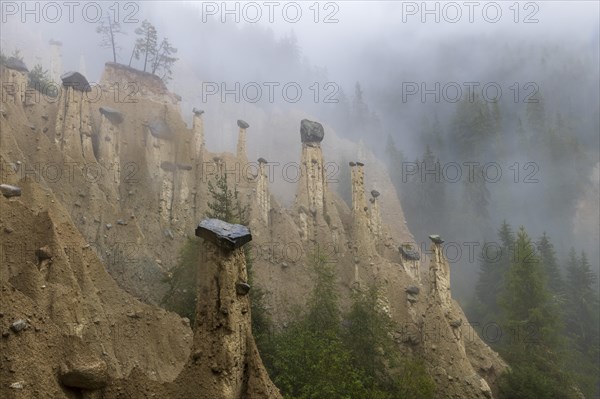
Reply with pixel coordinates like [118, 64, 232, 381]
[399, 245, 421, 261]
[177, 163, 193, 171]
[0, 106, 6, 117]
[59, 360, 108, 390]
[0, 184, 22, 198]
[193, 108, 204, 116]
[99, 106, 124, 124]
[257, 157, 267, 164]
[126, 311, 141, 319]
[10, 319, 27, 333]
[236, 282, 251, 295]
[164, 229, 174, 240]
[35, 246, 53, 260]
[160, 161, 177, 172]
[237, 119, 250, 129]
[371, 190, 380, 198]
[116, 219, 127, 226]
[300, 119, 324, 143]
[60, 71, 91, 92]
[4, 57, 28, 72]
[105, 224, 112, 230]
[147, 119, 173, 140]
[449, 319, 463, 328]
[9, 381, 25, 389]
[195, 218, 252, 250]
[429, 234, 444, 244]
[406, 286, 420, 295]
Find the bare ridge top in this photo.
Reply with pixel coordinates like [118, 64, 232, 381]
[195, 218, 252, 250]
[300, 119, 324, 143]
[61, 71, 91, 92]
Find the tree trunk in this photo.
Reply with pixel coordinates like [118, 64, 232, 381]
[143, 32, 150, 72]
[109, 15, 117, 63]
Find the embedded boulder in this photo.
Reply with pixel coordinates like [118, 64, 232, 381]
[147, 119, 173, 140]
[99, 106, 124, 124]
[59, 360, 108, 390]
[0, 184, 22, 198]
[399, 245, 421, 261]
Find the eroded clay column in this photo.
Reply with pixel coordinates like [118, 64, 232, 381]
[236, 119, 249, 164]
[55, 71, 94, 161]
[177, 219, 281, 399]
[297, 119, 326, 214]
[257, 157, 271, 225]
[98, 106, 123, 184]
[369, 189, 382, 238]
[428, 235, 451, 308]
[192, 108, 205, 156]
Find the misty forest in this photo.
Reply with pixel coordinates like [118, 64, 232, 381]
[0, 1, 598, 399]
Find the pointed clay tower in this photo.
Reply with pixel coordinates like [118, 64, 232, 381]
[172, 219, 282, 399]
[256, 157, 271, 225]
[236, 119, 249, 164]
[49, 39, 63, 83]
[55, 71, 95, 161]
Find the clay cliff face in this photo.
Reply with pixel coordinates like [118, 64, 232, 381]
[0, 62, 507, 398]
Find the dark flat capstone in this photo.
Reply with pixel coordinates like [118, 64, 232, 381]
[61, 71, 91, 92]
[147, 119, 173, 140]
[237, 119, 249, 129]
[399, 246, 420, 261]
[0, 184, 22, 198]
[356, 161, 364, 167]
[257, 157, 267, 164]
[193, 108, 204, 116]
[4, 57, 28, 72]
[371, 190, 380, 198]
[349, 161, 356, 167]
[195, 218, 252, 251]
[429, 234, 444, 244]
[300, 119, 324, 143]
[99, 106, 124, 124]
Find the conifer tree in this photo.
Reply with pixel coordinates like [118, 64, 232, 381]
[498, 227, 578, 399]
